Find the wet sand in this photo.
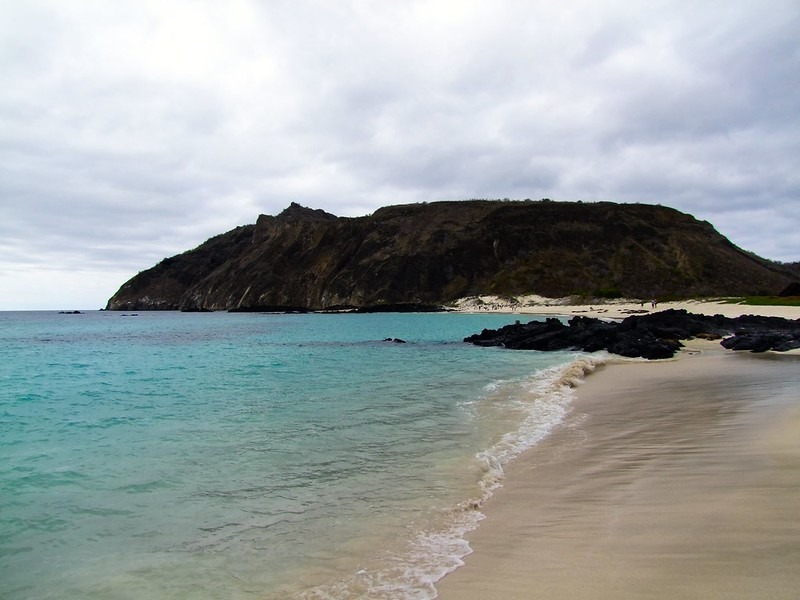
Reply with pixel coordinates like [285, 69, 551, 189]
[436, 346, 800, 599]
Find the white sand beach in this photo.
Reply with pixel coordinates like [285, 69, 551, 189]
[452, 294, 800, 321]
[437, 302, 800, 599]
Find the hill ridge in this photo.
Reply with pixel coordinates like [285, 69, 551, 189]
[106, 200, 796, 311]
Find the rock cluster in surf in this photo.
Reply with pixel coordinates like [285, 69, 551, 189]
[464, 309, 800, 359]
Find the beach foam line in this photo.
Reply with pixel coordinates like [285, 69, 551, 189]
[408, 356, 608, 594]
[435, 350, 800, 599]
[470, 353, 607, 500]
[392, 354, 608, 599]
[297, 353, 607, 600]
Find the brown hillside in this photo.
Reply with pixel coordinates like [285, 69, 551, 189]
[106, 200, 794, 311]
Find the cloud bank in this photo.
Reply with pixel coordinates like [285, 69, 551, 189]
[1, 0, 798, 309]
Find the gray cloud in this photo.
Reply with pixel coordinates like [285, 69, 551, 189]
[1, 0, 799, 309]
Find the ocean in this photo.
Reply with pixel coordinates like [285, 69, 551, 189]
[0, 310, 599, 599]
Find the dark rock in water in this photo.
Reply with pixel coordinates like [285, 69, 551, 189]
[58, 310, 83, 314]
[383, 338, 407, 343]
[465, 309, 800, 359]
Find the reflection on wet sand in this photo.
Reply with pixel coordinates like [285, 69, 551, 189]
[437, 350, 800, 599]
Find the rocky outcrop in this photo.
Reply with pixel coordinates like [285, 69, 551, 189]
[106, 200, 797, 311]
[464, 309, 800, 359]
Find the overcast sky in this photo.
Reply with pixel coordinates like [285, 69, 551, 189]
[1, 1, 798, 309]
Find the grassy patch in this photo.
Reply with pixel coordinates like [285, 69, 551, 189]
[723, 296, 800, 307]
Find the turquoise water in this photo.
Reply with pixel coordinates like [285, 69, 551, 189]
[0, 311, 595, 599]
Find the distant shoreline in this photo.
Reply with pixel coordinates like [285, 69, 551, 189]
[451, 294, 800, 321]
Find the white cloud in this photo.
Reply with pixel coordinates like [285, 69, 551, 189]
[1, 0, 799, 309]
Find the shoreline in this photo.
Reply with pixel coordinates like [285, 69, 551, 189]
[451, 294, 800, 321]
[435, 342, 800, 598]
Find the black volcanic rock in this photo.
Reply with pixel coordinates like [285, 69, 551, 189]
[464, 309, 800, 359]
[106, 200, 797, 311]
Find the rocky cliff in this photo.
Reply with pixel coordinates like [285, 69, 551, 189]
[106, 200, 796, 311]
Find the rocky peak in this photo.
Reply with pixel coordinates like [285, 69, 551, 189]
[105, 200, 798, 312]
[277, 202, 338, 222]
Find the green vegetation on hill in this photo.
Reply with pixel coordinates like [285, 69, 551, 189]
[106, 200, 798, 311]
[724, 296, 800, 307]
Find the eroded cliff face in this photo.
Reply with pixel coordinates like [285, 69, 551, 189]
[105, 200, 795, 311]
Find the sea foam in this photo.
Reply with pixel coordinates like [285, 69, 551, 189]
[299, 354, 606, 599]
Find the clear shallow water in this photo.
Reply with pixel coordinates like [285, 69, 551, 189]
[0, 310, 593, 599]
